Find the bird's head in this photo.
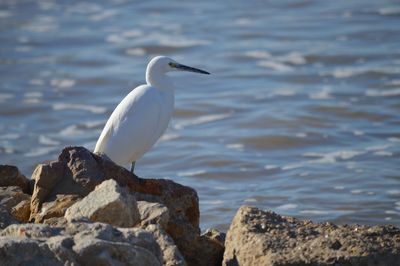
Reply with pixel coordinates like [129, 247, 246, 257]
[147, 55, 210, 76]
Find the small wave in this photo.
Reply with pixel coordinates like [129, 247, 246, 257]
[24, 92, 43, 98]
[387, 190, 400, 196]
[50, 79, 76, 88]
[53, 103, 107, 114]
[299, 210, 331, 215]
[0, 11, 12, 18]
[244, 50, 271, 59]
[29, 79, 44, 86]
[38, 135, 60, 146]
[328, 66, 400, 78]
[0, 93, 14, 102]
[24, 146, 58, 157]
[278, 51, 307, 65]
[366, 88, 400, 97]
[174, 113, 232, 130]
[0, 133, 19, 140]
[158, 37, 211, 48]
[66, 2, 102, 14]
[276, 203, 298, 210]
[243, 198, 257, 203]
[374, 151, 393, 157]
[257, 60, 293, 72]
[177, 170, 206, 177]
[226, 143, 244, 151]
[90, 9, 118, 21]
[270, 88, 297, 97]
[303, 150, 365, 164]
[295, 132, 307, 138]
[159, 133, 180, 142]
[58, 125, 83, 137]
[334, 186, 345, 190]
[264, 165, 278, 170]
[388, 137, 400, 143]
[378, 7, 400, 16]
[122, 30, 142, 38]
[23, 16, 58, 33]
[386, 80, 400, 86]
[106, 34, 125, 44]
[202, 200, 224, 205]
[309, 87, 332, 100]
[365, 144, 390, 151]
[15, 46, 33, 52]
[125, 48, 146, 56]
[353, 130, 364, 136]
[81, 120, 105, 129]
[281, 163, 304, 170]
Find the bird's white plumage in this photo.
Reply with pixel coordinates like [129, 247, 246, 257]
[94, 55, 208, 171]
[94, 84, 173, 169]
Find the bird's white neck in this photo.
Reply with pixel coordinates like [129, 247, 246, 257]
[146, 68, 174, 91]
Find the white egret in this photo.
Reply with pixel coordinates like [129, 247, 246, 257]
[94, 55, 210, 172]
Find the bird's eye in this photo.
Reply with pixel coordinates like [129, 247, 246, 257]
[168, 62, 173, 67]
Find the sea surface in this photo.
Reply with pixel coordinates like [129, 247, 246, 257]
[1, 0, 400, 231]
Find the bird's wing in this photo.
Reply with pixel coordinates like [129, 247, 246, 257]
[94, 85, 162, 164]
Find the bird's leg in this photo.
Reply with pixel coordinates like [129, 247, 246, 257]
[130, 162, 136, 173]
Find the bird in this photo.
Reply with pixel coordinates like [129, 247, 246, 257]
[94, 55, 210, 173]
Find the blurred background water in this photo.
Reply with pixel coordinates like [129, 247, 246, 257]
[1, 0, 400, 231]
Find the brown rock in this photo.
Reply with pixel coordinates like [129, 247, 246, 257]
[138, 201, 170, 229]
[11, 200, 31, 222]
[0, 186, 30, 212]
[32, 194, 81, 223]
[223, 205, 400, 266]
[0, 165, 30, 194]
[29, 146, 200, 263]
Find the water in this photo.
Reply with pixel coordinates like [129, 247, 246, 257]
[1, 0, 400, 231]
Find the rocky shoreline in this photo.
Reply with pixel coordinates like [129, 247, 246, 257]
[0, 146, 399, 266]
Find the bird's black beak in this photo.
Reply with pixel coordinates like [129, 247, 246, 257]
[172, 63, 210, 75]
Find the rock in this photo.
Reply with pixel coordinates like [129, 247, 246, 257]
[34, 194, 81, 223]
[145, 224, 186, 266]
[0, 165, 30, 194]
[0, 221, 186, 265]
[1, 223, 61, 238]
[0, 237, 66, 265]
[0, 206, 19, 230]
[138, 201, 170, 229]
[73, 237, 161, 266]
[65, 179, 140, 227]
[189, 233, 225, 266]
[0, 186, 30, 212]
[193, 228, 225, 266]
[223, 205, 400, 266]
[203, 228, 226, 246]
[30, 146, 200, 263]
[11, 199, 31, 222]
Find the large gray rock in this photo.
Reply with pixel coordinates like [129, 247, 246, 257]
[65, 179, 140, 227]
[0, 221, 185, 266]
[0, 237, 66, 265]
[223, 205, 400, 266]
[29, 146, 200, 263]
[0, 206, 19, 230]
[73, 237, 160, 266]
[145, 224, 186, 266]
[0, 165, 30, 194]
